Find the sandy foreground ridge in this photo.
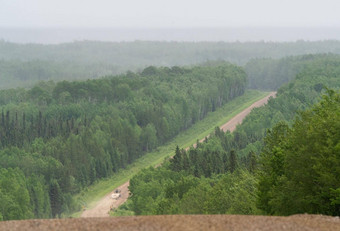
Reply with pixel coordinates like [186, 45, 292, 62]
[1, 214, 339, 231]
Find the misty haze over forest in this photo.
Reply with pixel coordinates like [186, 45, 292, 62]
[1, 27, 340, 44]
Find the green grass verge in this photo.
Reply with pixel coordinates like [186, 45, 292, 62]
[109, 200, 135, 217]
[70, 90, 269, 217]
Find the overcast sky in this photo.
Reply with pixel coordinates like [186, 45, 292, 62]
[1, 0, 340, 28]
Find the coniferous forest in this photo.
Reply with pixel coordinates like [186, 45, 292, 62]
[0, 63, 247, 220]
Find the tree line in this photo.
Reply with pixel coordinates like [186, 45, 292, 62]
[2, 40, 340, 89]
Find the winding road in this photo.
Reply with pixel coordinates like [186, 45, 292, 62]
[81, 92, 276, 217]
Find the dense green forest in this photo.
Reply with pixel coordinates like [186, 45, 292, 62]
[1, 51, 340, 220]
[257, 91, 340, 215]
[126, 55, 340, 216]
[0, 63, 247, 220]
[1, 40, 340, 89]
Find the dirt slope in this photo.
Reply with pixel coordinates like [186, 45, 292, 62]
[2, 214, 339, 231]
[80, 92, 276, 218]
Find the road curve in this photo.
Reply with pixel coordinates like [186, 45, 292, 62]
[81, 91, 276, 217]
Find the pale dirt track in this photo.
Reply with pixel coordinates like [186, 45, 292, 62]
[2, 214, 339, 231]
[81, 92, 276, 218]
[191, 91, 276, 149]
[81, 181, 130, 218]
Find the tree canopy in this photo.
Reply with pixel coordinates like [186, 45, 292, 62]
[0, 63, 247, 220]
[127, 54, 340, 216]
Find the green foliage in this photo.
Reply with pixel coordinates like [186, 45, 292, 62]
[229, 150, 238, 173]
[204, 170, 258, 214]
[111, 200, 135, 216]
[243, 55, 340, 215]
[27, 175, 51, 218]
[129, 167, 258, 215]
[258, 91, 340, 216]
[75, 90, 268, 217]
[128, 54, 340, 217]
[256, 122, 290, 214]
[236, 55, 340, 160]
[2, 50, 340, 219]
[0, 63, 247, 220]
[0, 168, 33, 220]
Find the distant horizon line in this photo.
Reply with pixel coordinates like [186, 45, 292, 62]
[2, 39, 340, 46]
[1, 27, 340, 44]
[1, 26, 340, 30]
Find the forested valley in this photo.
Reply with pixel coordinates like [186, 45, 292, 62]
[126, 54, 340, 216]
[0, 63, 247, 220]
[1, 40, 340, 221]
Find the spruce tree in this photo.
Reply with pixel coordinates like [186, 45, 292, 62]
[229, 150, 237, 173]
[170, 145, 182, 171]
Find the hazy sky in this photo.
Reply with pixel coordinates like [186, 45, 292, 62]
[1, 0, 340, 28]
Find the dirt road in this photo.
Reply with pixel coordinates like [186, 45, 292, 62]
[220, 91, 276, 133]
[3, 214, 339, 231]
[81, 92, 276, 218]
[81, 181, 130, 218]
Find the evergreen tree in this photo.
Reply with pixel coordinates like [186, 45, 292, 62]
[248, 151, 257, 173]
[49, 180, 63, 218]
[170, 146, 182, 172]
[229, 150, 237, 173]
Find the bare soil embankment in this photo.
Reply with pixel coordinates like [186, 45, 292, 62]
[1, 214, 339, 231]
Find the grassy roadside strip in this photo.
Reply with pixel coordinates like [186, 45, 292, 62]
[70, 90, 269, 217]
